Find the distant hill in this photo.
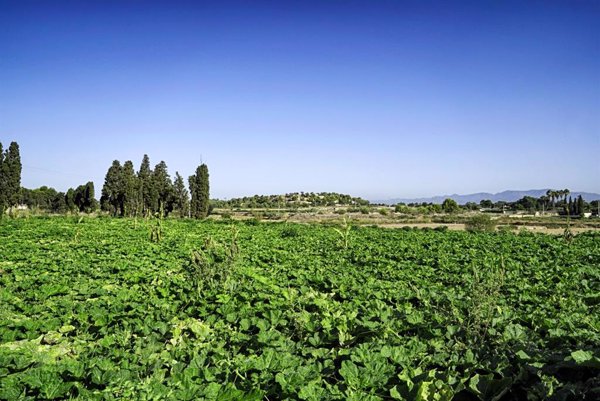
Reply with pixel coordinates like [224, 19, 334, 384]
[377, 189, 600, 205]
[213, 192, 370, 208]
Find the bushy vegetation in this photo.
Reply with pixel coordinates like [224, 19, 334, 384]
[465, 214, 497, 232]
[1, 218, 599, 400]
[212, 192, 369, 209]
[19, 183, 96, 214]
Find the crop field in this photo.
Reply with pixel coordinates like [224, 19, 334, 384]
[1, 217, 599, 400]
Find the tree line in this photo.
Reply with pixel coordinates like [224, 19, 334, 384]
[21, 183, 97, 214]
[100, 155, 209, 218]
[0, 142, 210, 219]
[213, 192, 370, 209]
[391, 190, 597, 217]
[474, 189, 592, 216]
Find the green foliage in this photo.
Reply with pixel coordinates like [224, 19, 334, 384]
[189, 164, 210, 219]
[0, 142, 4, 215]
[216, 192, 369, 209]
[121, 160, 139, 217]
[333, 217, 352, 249]
[152, 161, 175, 215]
[101, 160, 123, 215]
[442, 198, 459, 213]
[137, 154, 153, 216]
[186, 226, 240, 290]
[0, 141, 22, 216]
[1, 218, 599, 400]
[464, 259, 506, 345]
[465, 214, 496, 232]
[73, 182, 97, 213]
[149, 206, 164, 243]
[173, 172, 190, 218]
[65, 188, 76, 213]
[101, 156, 183, 218]
[280, 224, 300, 238]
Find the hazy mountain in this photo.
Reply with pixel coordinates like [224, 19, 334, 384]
[376, 189, 600, 205]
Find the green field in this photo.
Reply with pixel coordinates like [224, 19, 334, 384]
[1, 218, 599, 400]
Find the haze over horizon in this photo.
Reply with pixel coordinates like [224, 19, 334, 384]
[2, 0, 599, 200]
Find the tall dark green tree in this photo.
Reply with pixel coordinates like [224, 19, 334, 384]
[65, 188, 76, 213]
[568, 196, 573, 215]
[173, 172, 189, 218]
[74, 185, 86, 212]
[83, 182, 97, 212]
[121, 161, 139, 217]
[189, 164, 210, 219]
[101, 160, 123, 216]
[51, 192, 67, 213]
[577, 195, 585, 217]
[152, 161, 174, 215]
[0, 142, 5, 215]
[137, 155, 154, 216]
[7, 142, 21, 207]
[73, 182, 97, 213]
[0, 142, 22, 215]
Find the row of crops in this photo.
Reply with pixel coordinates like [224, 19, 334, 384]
[1, 217, 599, 400]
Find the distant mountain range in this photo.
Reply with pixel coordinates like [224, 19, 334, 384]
[375, 189, 600, 205]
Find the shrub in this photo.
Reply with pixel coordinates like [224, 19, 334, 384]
[281, 225, 300, 238]
[263, 211, 282, 220]
[187, 227, 239, 291]
[378, 208, 389, 216]
[465, 214, 496, 232]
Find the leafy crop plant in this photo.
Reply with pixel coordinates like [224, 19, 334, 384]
[0, 218, 598, 400]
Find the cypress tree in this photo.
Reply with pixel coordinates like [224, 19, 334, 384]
[577, 195, 585, 217]
[122, 161, 138, 217]
[65, 188, 76, 213]
[4, 142, 22, 209]
[189, 164, 209, 219]
[152, 161, 174, 216]
[84, 182, 97, 213]
[0, 142, 5, 216]
[51, 192, 67, 213]
[101, 160, 123, 216]
[568, 196, 573, 216]
[173, 172, 189, 218]
[137, 155, 153, 216]
[74, 185, 86, 212]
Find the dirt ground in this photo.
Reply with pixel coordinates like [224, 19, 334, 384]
[376, 223, 598, 234]
[216, 208, 600, 235]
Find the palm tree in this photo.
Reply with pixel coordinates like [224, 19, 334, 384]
[540, 195, 549, 213]
[556, 190, 564, 207]
[547, 189, 556, 210]
[563, 189, 570, 203]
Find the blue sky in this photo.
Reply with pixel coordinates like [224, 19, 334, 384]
[1, 0, 598, 200]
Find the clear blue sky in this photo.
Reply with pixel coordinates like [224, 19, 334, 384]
[1, 0, 599, 200]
